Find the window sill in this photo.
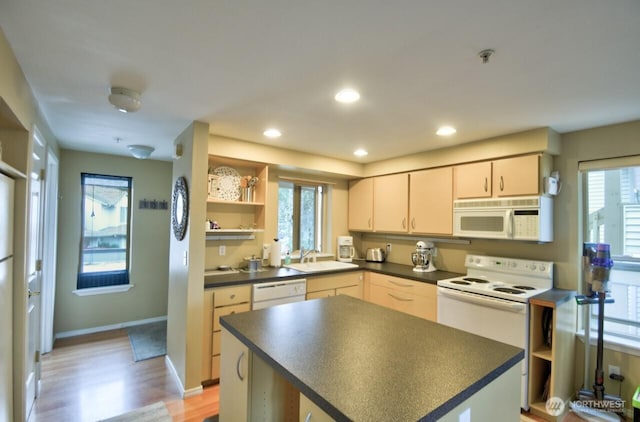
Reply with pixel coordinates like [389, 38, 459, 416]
[73, 284, 134, 296]
[576, 330, 640, 357]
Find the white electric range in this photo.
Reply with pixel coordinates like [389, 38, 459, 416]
[437, 254, 554, 411]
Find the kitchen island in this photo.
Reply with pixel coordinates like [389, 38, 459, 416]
[219, 295, 523, 421]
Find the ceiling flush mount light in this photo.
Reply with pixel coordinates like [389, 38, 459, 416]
[263, 128, 282, 138]
[436, 126, 457, 136]
[353, 149, 368, 157]
[127, 144, 154, 159]
[334, 88, 360, 104]
[108, 87, 141, 113]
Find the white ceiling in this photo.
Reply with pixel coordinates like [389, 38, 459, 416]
[1, 0, 639, 163]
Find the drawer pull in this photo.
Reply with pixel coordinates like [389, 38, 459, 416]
[304, 412, 312, 422]
[484, 177, 488, 192]
[388, 293, 413, 302]
[388, 279, 413, 288]
[499, 176, 504, 191]
[236, 351, 245, 381]
[230, 294, 236, 299]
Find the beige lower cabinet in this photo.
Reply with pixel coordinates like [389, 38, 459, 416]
[306, 271, 363, 300]
[220, 327, 300, 421]
[365, 272, 437, 321]
[299, 393, 333, 422]
[202, 284, 251, 383]
[219, 327, 251, 421]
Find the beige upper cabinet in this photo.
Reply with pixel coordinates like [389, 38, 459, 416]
[409, 167, 453, 235]
[373, 173, 409, 233]
[455, 154, 550, 199]
[454, 161, 492, 199]
[492, 154, 541, 197]
[348, 178, 374, 231]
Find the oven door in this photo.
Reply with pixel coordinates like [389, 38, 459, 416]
[437, 287, 529, 409]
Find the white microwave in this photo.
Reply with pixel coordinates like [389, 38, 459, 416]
[453, 196, 553, 242]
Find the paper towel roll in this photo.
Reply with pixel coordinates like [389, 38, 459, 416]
[270, 239, 281, 267]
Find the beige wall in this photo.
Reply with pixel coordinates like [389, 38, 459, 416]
[167, 121, 209, 394]
[55, 150, 172, 333]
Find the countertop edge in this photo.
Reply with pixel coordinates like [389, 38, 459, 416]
[205, 261, 462, 289]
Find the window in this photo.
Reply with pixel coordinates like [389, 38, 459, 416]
[277, 180, 325, 255]
[582, 158, 640, 347]
[77, 173, 132, 289]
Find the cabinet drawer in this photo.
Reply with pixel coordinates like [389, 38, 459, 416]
[369, 283, 436, 321]
[213, 302, 251, 332]
[213, 284, 251, 307]
[307, 290, 336, 300]
[368, 272, 435, 298]
[212, 330, 221, 356]
[306, 272, 362, 292]
[336, 283, 362, 298]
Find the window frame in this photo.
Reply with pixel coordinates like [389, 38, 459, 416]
[579, 156, 640, 354]
[76, 172, 132, 290]
[277, 179, 328, 255]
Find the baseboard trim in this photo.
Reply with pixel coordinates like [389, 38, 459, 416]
[55, 315, 167, 340]
[164, 355, 203, 399]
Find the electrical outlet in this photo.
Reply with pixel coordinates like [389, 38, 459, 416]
[219, 245, 226, 256]
[386, 243, 392, 252]
[262, 243, 271, 260]
[608, 365, 620, 376]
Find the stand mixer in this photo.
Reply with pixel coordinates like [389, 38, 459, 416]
[411, 241, 437, 272]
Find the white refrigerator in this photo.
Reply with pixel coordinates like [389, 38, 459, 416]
[0, 171, 14, 422]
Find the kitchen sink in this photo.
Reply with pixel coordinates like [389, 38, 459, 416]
[284, 260, 359, 273]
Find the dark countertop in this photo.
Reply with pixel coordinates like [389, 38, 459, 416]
[531, 288, 576, 308]
[220, 295, 524, 421]
[204, 260, 463, 289]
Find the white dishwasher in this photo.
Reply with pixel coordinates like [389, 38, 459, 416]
[252, 278, 307, 310]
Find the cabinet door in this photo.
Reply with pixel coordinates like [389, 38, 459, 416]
[373, 173, 409, 233]
[348, 178, 374, 231]
[409, 167, 453, 235]
[299, 393, 334, 422]
[492, 155, 540, 197]
[219, 327, 250, 421]
[454, 161, 492, 198]
[336, 283, 363, 299]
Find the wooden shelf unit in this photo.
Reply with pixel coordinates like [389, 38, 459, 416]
[528, 290, 576, 421]
[206, 156, 268, 233]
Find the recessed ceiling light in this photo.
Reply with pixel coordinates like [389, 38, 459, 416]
[436, 126, 457, 136]
[354, 149, 368, 157]
[335, 88, 360, 104]
[263, 128, 282, 138]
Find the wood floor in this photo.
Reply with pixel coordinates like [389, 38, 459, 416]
[29, 329, 219, 422]
[30, 328, 551, 421]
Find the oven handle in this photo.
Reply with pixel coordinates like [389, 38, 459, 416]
[437, 287, 526, 313]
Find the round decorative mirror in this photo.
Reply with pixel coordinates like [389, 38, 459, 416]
[172, 176, 188, 240]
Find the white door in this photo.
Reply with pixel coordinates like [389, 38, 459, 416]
[25, 129, 46, 417]
[41, 148, 59, 354]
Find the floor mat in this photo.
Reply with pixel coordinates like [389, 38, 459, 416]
[97, 401, 171, 422]
[127, 320, 167, 362]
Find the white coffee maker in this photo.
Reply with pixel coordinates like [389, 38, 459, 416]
[337, 236, 355, 262]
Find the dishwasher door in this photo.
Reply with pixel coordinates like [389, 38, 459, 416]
[252, 278, 307, 310]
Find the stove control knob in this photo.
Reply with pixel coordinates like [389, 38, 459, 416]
[539, 264, 546, 272]
[530, 263, 537, 271]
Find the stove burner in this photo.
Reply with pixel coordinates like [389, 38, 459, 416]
[462, 277, 489, 283]
[513, 285, 536, 291]
[451, 280, 471, 285]
[494, 287, 525, 295]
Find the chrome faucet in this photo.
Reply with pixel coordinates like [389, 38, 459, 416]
[300, 248, 315, 264]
